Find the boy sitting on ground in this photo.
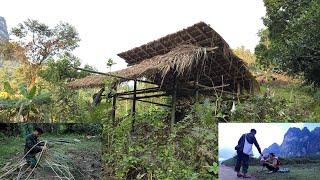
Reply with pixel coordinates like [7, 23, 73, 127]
[262, 153, 280, 173]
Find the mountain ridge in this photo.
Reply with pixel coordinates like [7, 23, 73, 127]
[263, 127, 320, 157]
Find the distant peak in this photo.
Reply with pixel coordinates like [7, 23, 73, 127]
[302, 127, 310, 132]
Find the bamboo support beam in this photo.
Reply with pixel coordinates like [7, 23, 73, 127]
[131, 80, 137, 133]
[117, 93, 168, 100]
[171, 78, 177, 129]
[118, 97, 171, 108]
[111, 93, 117, 126]
[116, 87, 163, 96]
[73, 67, 157, 85]
[188, 81, 230, 90]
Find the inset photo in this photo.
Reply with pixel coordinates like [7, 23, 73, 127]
[0, 123, 102, 180]
[218, 123, 320, 180]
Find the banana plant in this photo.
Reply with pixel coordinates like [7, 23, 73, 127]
[1, 81, 51, 122]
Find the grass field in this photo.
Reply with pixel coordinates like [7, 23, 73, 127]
[247, 164, 320, 180]
[0, 133, 102, 179]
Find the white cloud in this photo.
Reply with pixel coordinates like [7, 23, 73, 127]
[1, 0, 266, 72]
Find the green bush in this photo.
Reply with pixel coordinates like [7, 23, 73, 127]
[103, 103, 218, 179]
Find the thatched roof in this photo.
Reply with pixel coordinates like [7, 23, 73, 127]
[68, 22, 258, 95]
[68, 75, 105, 89]
[118, 22, 231, 66]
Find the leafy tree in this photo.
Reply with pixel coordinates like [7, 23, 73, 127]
[39, 55, 96, 84]
[7, 19, 80, 86]
[38, 55, 98, 122]
[254, 29, 275, 68]
[11, 19, 80, 65]
[260, 0, 320, 85]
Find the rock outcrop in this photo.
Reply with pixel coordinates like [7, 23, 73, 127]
[262, 127, 320, 157]
[0, 16, 9, 41]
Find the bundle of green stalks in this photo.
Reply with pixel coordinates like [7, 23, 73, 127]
[0, 141, 83, 180]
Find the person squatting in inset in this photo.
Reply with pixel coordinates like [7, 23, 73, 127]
[24, 127, 47, 168]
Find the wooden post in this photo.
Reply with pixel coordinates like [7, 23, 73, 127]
[171, 79, 177, 129]
[131, 80, 137, 132]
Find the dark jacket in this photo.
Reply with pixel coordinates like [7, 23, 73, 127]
[235, 133, 262, 154]
[24, 133, 44, 157]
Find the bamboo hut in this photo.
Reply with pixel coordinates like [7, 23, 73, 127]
[68, 22, 259, 129]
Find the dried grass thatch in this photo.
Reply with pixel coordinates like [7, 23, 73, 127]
[114, 45, 257, 95]
[67, 75, 105, 89]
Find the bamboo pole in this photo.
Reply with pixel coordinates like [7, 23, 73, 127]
[117, 87, 162, 96]
[131, 80, 137, 133]
[73, 67, 156, 85]
[118, 96, 171, 108]
[111, 92, 117, 126]
[171, 78, 177, 129]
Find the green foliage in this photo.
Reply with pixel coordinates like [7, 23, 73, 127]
[260, 0, 320, 85]
[233, 46, 256, 65]
[255, 29, 276, 69]
[106, 58, 116, 72]
[231, 84, 320, 122]
[64, 123, 102, 135]
[104, 102, 218, 179]
[11, 19, 80, 64]
[39, 55, 96, 84]
[0, 82, 51, 121]
[3, 81, 14, 95]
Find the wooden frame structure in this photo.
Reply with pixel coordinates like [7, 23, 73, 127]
[68, 22, 259, 131]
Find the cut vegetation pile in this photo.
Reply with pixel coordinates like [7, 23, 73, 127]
[0, 138, 101, 180]
[1, 141, 79, 180]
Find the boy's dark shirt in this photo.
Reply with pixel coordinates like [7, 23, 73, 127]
[24, 133, 44, 157]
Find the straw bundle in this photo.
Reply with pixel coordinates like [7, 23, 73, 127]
[0, 141, 81, 180]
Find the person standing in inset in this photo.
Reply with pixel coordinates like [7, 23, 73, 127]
[234, 129, 262, 178]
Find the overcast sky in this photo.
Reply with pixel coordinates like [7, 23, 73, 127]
[1, 0, 266, 72]
[219, 123, 320, 160]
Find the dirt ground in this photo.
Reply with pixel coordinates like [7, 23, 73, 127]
[219, 165, 257, 180]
